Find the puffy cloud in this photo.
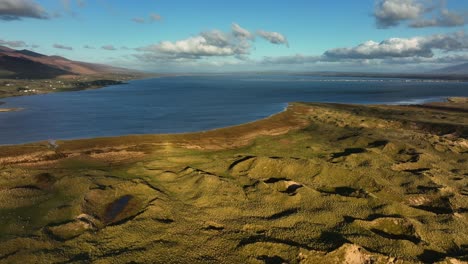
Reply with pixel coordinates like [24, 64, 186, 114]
[135, 24, 291, 65]
[0, 39, 27, 48]
[200, 30, 231, 48]
[324, 31, 468, 59]
[101, 45, 116, 51]
[257, 30, 289, 46]
[53, 44, 73, 50]
[374, 0, 424, 28]
[325, 38, 431, 59]
[374, 0, 468, 28]
[232, 23, 253, 39]
[258, 31, 468, 70]
[0, 0, 49, 21]
[138, 36, 238, 58]
[136, 24, 259, 62]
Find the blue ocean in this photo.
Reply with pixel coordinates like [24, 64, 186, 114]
[1, 75, 467, 145]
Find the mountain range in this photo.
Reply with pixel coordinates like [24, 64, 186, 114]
[0, 45, 466, 79]
[435, 62, 468, 75]
[0, 46, 132, 79]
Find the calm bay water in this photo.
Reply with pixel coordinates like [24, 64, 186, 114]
[1, 75, 468, 145]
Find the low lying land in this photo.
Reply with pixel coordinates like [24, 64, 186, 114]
[0, 102, 22, 113]
[0, 73, 147, 99]
[0, 98, 467, 263]
[0, 108, 22, 113]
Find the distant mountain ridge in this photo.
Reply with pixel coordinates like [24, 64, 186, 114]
[0, 46, 134, 79]
[435, 62, 468, 75]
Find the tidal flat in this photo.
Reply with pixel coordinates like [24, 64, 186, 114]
[0, 98, 467, 263]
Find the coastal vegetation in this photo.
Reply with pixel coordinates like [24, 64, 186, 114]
[0, 74, 140, 99]
[0, 98, 466, 263]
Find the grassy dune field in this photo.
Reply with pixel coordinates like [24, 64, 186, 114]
[0, 99, 467, 263]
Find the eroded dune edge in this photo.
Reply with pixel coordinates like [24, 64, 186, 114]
[0, 99, 467, 263]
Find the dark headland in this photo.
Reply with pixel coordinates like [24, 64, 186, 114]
[0, 45, 152, 99]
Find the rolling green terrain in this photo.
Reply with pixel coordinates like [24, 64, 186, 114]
[0, 99, 467, 263]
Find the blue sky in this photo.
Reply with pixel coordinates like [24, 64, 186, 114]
[1, 0, 468, 72]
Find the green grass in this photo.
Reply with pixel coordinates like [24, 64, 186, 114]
[0, 100, 467, 263]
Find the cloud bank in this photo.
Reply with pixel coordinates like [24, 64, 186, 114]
[261, 31, 468, 69]
[324, 31, 468, 59]
[135, 24, 258, 63]
[0, 0, 49, 21]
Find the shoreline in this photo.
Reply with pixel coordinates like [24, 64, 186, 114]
[0, 97, 465, 150]
[0, 97, 461, 147]
[0, 102, 297, 148]
[0, 73, 155, 99]
[0, 107, 23, 113]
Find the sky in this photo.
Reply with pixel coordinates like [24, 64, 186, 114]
[0, 0, 468, 72]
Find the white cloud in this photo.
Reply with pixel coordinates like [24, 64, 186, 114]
[374, 0, 468, 28]
[324, 31, 468, 59]
[257, 30, 289, 47]
[258, 31, 468, 70]
[139, 36, 237, 58]
[325, 38, 430, 59]
[136, 24, 264, 62]
[135, 24, 290, 66]
[374, 0, 424, 28]
[200, 30, 231, 48]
